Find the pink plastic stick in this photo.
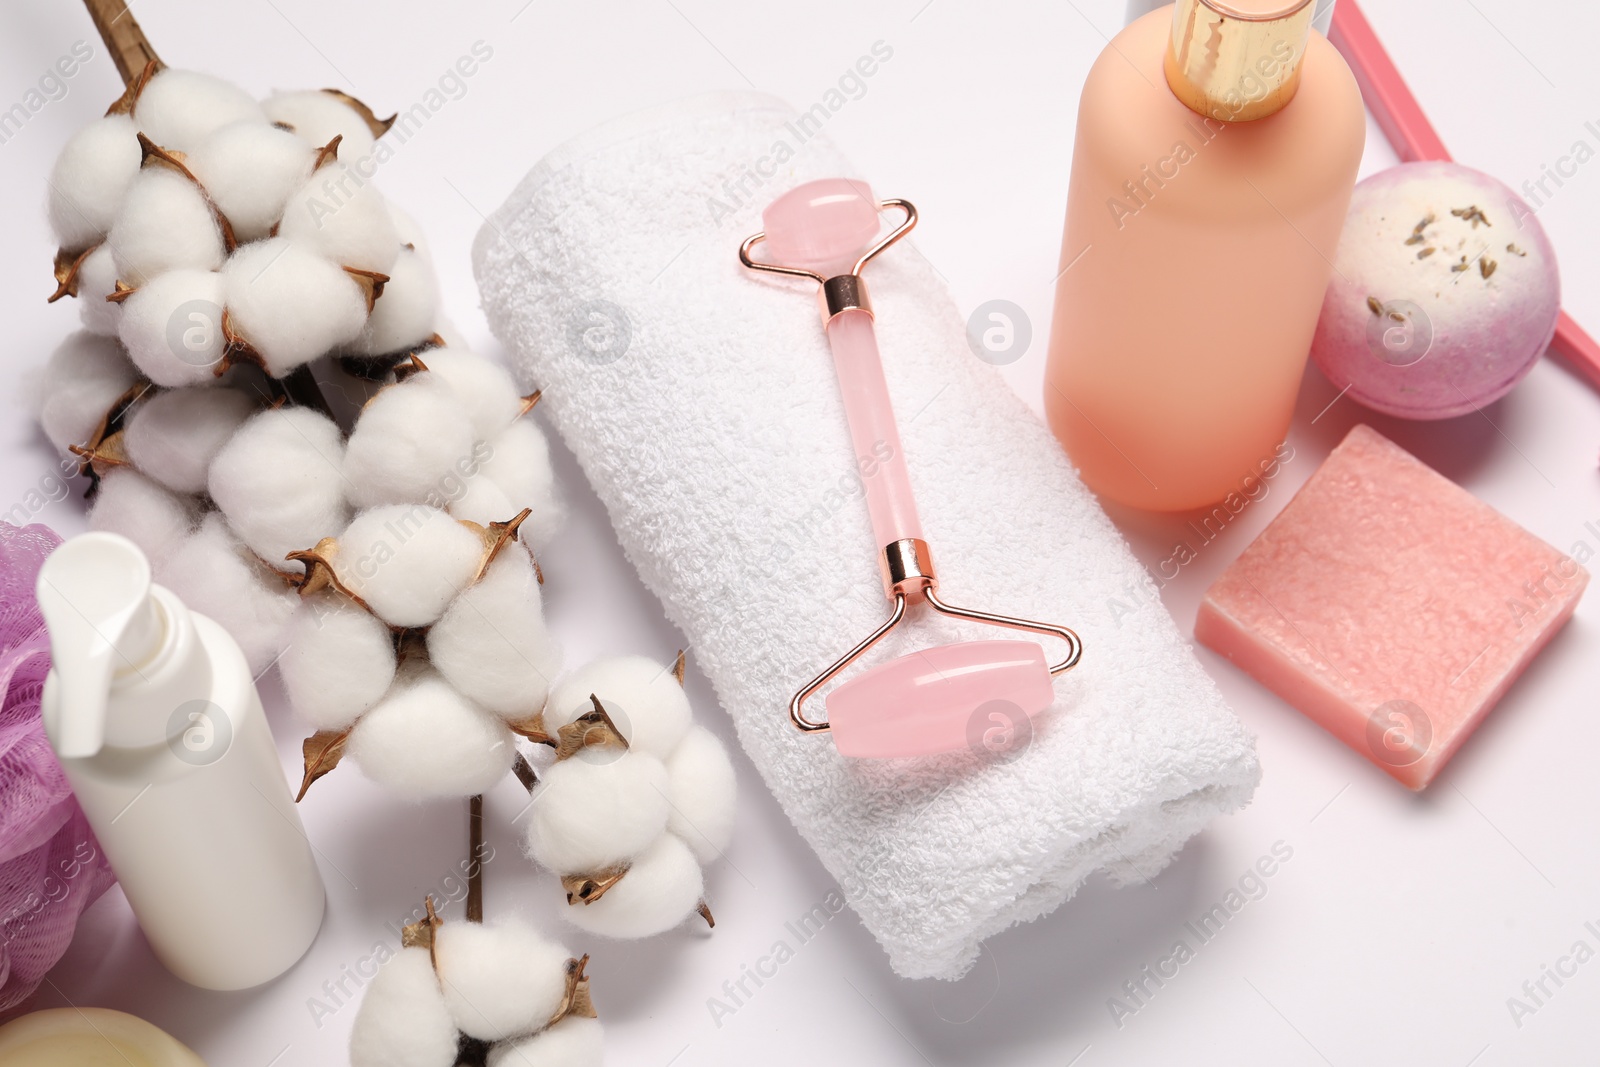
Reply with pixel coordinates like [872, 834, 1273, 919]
[1329, 0, 1600, 391]
[825, 308, 924, 548]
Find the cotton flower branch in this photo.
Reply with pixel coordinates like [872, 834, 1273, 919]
[39, 9, 740, 1063]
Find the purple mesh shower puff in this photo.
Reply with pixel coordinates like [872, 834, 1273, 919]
[0, 523, 116, 1012]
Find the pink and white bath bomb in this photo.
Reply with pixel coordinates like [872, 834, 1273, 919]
[1311, 162, 1559, 420]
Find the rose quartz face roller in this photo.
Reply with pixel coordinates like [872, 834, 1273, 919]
[740, 178, 1083, 758]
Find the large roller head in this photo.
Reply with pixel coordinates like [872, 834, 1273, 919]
[760, 178, 882, 276]
[825, 639, 1054, 758]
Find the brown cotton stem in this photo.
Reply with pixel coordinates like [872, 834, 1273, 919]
[81, 0, 162, 87]
[511, 752, 539, 793]
[466, 794, 484, 923]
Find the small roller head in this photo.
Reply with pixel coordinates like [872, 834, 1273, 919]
[760, 178, 881, 276]
[826, 639, 1054, 759]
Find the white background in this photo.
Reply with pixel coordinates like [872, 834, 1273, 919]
[4, 1, 1599, 1064]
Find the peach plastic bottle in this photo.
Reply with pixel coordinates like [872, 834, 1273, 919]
[1045, 0, 1364, 511]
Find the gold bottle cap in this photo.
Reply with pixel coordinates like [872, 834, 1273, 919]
[1164, 0, 1315, 123]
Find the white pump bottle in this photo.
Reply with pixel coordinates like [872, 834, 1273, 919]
[37, 532, 324, 990]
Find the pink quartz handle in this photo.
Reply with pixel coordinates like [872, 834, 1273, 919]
[825, 308, 924, 550]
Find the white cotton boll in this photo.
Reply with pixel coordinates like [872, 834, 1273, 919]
[346, 669, 513, 796]
[346, 246, 439, 356]
[333, 505, 482, 627]
[186, 121, 313, 242]
[665, 726, 737, 864]
[117, 270, 225, 387]
[432, 315, 467, 350]
[34, 331, 138, 452]
[546, 656, 692, 760]
[208, 407, 349, 572]
[278, 162, 399, 274]
[480, 420, 563, 549]
[524, 752, 670, 876]
[124, 386, 255, 493]
[386, 203, 431, 262]
[133, 69, 263, 153]
[486, 1016, 604, 1067]
[107, 168, 225, 286]
[75, 245, 124, 336]
[419, 349, 522, 441]
[160, 514, 296, 674]
[561, 834, 704, 940]
[278, 594, 396, 731]
[433, 920, 570, 1042]
[349, 947, 457, 1067]
[89, 468, 196, 568]
[428, 546, 556, 719]
[222, 238, 368, 376]
[262, 90, 378, 161]
[342, 376, 476, 509]
[118, 269, 227, 388]
[448, 474, 516, 528]
[48, 114, 141, 250]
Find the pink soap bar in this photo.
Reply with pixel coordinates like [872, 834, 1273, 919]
[1196, 425, 1586, 789]
[827, 640, 1053, 759]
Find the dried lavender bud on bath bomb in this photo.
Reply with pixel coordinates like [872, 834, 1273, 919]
[1312, 161, 1559, 419]
[432, 920, 570, 1042]
[560, 833, 704, 940]
[348, 947, 457, 1067]
[524, 751, 671, 876]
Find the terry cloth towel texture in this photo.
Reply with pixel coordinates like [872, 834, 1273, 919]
[473, 91, 1260, 980]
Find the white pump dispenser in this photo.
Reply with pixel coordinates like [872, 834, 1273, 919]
[37, 532, 324, 990]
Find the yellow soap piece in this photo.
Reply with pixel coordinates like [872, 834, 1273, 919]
[0, 1008, 205, 1067]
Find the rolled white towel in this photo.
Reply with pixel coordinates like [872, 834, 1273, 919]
[472, 92, 1259, 980]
